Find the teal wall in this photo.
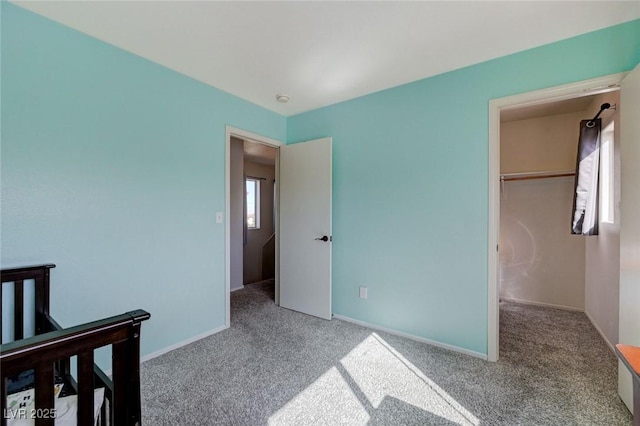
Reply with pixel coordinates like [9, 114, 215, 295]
[1, 3, 286, 365]
[287, 19, 640, 355]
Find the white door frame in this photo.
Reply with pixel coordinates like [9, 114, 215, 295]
[487, 72, 626, 362]
[225, 126, 283, 327]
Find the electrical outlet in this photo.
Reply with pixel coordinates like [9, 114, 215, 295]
[359, 286, 368, 299]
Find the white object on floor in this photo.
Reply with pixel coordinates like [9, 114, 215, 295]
[6, 387, 104, 426]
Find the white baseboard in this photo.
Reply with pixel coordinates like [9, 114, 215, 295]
[332, 314, 488, 360]
[101, 325, 228, 378]
[584, 310, 616, 353]
[230, 285, 245, 292]
[500, 297, 583, 312]
[141, 324, 229, 363]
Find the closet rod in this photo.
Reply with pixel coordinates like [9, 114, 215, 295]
[500, 170, 575, 182]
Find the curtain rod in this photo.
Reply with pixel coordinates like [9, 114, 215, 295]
[587, 103, 616, 128]
[500, 170, 575, 182]
[246, 175, 267, 181]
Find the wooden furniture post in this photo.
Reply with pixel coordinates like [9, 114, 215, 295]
[112, 310, 149, 426]
[616, 344, 640, 426]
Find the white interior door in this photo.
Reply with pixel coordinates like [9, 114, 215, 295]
[618, 63, 640, 412]
[279, 137, 332, 320]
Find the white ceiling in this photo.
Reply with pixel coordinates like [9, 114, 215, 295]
[12, 1, 640, 116]
[244, 139, 277, 166]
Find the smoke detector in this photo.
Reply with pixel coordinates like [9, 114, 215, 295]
[276, 94, 290, 103]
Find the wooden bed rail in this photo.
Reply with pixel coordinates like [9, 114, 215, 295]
[1, 310, 150, 426]
[1, 263, 56, 339]
[1, 265, 150, 426]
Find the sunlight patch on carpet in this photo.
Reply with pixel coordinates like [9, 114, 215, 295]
[267, 366, 370, 425]
[268, 333, 478, 425]
[340, 333, 479, 425]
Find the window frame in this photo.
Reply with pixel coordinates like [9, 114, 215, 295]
[599, 122, 615, 225]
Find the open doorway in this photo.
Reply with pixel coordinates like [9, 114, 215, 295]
[225, 127, 283, 327]
[487, 72, 626, 363]
[498, 94, 600, 313]
[226, 129, 334, 326]
[241, 140, 277, 286]
[498, 89, 621, 348]
[493, 88, 630, 414]
[225, 127, 332, 327]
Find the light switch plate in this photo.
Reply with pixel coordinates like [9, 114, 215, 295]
[216, 212, 224, 223]
[359, 286, 368, 299]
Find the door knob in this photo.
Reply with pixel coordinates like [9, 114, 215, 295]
[315, 235, 330, 242]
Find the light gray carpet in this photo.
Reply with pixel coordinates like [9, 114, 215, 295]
[141, 281, 632, 425]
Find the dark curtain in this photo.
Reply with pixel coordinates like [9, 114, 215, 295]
[571, 119, 601, 235]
